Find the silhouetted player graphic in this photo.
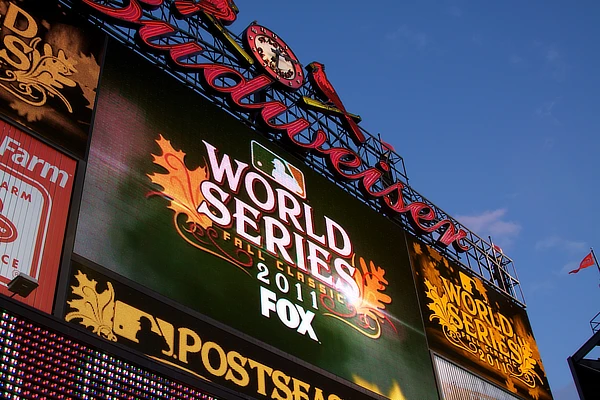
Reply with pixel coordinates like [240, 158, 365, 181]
[135, 316, 169, 355]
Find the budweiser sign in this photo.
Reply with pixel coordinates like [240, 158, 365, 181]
[78, 0, 468, 252]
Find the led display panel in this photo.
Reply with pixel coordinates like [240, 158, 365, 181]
[70, 41, 438, 399]
[0, 306, 221, 399]
[408, 236, 552, 400]
[0, 120, 75, 312]
[0, 0, 104, 158]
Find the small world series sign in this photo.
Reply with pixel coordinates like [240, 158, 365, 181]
[409, 237, 553, 400]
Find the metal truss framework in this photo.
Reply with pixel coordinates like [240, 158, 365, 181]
[591, 311, 600, 334]
[569, 326, 600, 399]
[59, 0, 525, 306]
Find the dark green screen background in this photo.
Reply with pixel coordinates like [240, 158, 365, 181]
[74, 41, 438, 399]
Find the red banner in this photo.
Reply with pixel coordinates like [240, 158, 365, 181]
[569, 252, 595, 274]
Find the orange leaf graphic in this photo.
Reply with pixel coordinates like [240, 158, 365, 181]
[148, 135, 212, 228]
[322, 256, 395, 339]
[355, 257, 392, 322]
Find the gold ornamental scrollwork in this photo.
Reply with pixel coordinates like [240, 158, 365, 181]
[424, 279, 478, 355]
[0, 37, 77, 112]
[65, 271, 117, 342]
[509, 341, 542, 388]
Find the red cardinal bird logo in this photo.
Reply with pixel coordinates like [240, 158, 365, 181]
[306, 62, 366, 144]
[0, 199, 17, 243]
[175, 0, 239, 25]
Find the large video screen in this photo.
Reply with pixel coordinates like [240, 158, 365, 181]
[70, 41, 438, 399]
[408, 236, 552, 400]
[0, 0, 104, 158]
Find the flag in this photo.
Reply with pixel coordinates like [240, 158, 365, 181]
[492, 244, 503, 254]
[569, 252, 596, 274]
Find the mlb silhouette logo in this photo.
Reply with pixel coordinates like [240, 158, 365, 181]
[0, 165, 49, 285]
[251, 141, 306, 199]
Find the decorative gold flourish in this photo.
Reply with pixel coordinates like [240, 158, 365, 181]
[510, 341, 542, 388]
[322, 256, 395, 339]
[424, 280, 457, 334]
[65, 271, 117, 342]
[180, 222, 253, 274]
[0, 37, 77, 112]
[424, 279, 478, 355]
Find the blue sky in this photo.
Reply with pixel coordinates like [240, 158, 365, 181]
[234, 1, 600, 398]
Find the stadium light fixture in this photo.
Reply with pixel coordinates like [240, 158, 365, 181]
[8, 273, 39, 298]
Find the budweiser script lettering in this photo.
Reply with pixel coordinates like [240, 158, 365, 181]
[80, 0, 469, 252]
